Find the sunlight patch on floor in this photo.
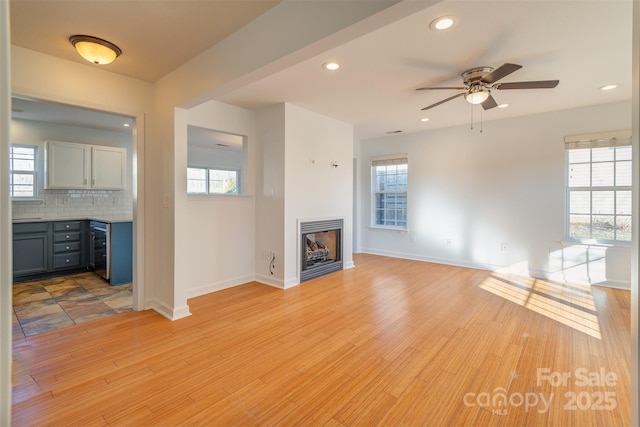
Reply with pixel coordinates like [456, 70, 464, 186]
[479, 272, 601, 339]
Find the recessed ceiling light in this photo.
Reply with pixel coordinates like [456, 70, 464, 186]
[420, 117, 430, 122]
[123, 123, 130, 127]
[497, 103, 509, 109]
[322, 61, 340, 71]
[598, 84, 617, 91]
[429, 16, 456, 31]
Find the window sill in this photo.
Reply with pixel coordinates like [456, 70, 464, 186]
[369, 225, 408, 232]
[187, 194, 253, 200]
[11, 199, 44, 204]
[560, 239, 631, 248]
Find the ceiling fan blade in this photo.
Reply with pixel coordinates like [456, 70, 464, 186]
[481, 63, 522, 84]
[416, 86, 466, 91]
[481, 95, 498, 110]
[421, 92, 465, 110]
[494, 80, 559, 90]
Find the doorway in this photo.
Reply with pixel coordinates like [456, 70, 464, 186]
[9, 95, 143, 334]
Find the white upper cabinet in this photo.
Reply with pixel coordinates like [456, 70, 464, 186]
[45, 140, 126, 190]
[92, 145, 126, 189]
[44, 140, 90, 189]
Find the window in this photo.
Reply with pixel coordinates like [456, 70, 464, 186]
[565, 132, 631, 242]
[187, 167, 239, 195]
[371, 155, 408, 229]
[10, 144, 37, 199]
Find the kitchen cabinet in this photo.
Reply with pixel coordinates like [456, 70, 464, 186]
[44, 140, 126, 190]
[52, 221, 86, 270]
[13, 222, 50, 276]
[110, 221, 133, 285]
[13, 220, 89, 281]
[90, 220, 132, 285]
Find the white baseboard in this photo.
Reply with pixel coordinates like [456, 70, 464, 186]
[256, 274, 285, 289]
[186, 274, 255, 299]
[146, 298, 192, 321]
[360, 247, 495, 272]
[360, 249, 631, 290]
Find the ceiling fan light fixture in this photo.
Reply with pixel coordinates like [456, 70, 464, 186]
[429, 16, 456, 31]
[465, 87, 490, 105]
[69, 35, 122, 65]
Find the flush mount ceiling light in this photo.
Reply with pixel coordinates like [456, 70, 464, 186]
[420, 117, 430, 122]
[464, 86, 490, 105]
[322, 61, 340, 71]
[429, 15, 456, 31]
[69, 35, 122, 65]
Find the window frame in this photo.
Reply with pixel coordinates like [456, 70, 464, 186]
[564, 131, 632, 244]
[187, 166, 240, 195]
[370, 154, 408, 230]
[9, 144, 38, 200]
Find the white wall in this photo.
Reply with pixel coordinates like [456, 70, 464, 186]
[255, 104, 286, 286]
[358, 101, 632, 288]
[10, 118, 134, 220]
[283, 103, 354, 286]
[0, 1, 11, 422]
[181, 100, 257, 298]
[254, 103, 354, 288]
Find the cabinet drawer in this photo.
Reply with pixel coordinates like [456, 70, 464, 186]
[53, 231, 81, 242]
[54, 221, 81, 232]
[53, 253, 81, 269]
[14, 222, 49, 234]
[54, 241, 81, 253]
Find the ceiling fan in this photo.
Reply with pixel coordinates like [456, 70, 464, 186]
[416, 63, 559, 111]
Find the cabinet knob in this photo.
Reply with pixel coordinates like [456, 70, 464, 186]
[65, 259, 70, 263]
[66, 235, 70, 239]
[65, 224, 70, 229]
[65, 246, 70, 250]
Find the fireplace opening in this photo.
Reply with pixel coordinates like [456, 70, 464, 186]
[300, 219, 343, 282]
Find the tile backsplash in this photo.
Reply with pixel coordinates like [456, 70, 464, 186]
[12, 189, 133, 220]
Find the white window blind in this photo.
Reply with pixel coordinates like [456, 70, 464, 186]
[371, 155, 408, 229]
[10, 144, 38, 199]
[565, 131, 632, 242]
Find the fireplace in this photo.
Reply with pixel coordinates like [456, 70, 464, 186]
[300, 218, 343, 282]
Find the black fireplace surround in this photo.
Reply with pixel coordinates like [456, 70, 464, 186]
[300, 218, 343, 282]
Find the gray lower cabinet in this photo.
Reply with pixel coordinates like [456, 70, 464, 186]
[13, 222, 50, 276]
[52, 221, 85, 270]
[13, 220, 89, 281]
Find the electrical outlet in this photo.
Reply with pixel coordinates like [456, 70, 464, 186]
[501, 242, 509, 252]
[446, 238, 452, 246]
[410, 235, 417, 243]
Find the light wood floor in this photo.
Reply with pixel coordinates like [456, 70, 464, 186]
[12, 254, 630, 426]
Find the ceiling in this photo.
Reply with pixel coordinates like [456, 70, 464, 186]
[9, 0, 633, 141]
[9, 0, 281, 82]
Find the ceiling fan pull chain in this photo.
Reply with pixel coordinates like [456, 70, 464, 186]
[470, 102, 474, 130]
[480, 107, 483, 133]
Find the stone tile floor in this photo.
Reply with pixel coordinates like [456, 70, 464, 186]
[12, 272, 132, 339]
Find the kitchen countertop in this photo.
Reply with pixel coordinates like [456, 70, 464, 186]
[13, 216, 133, 224]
